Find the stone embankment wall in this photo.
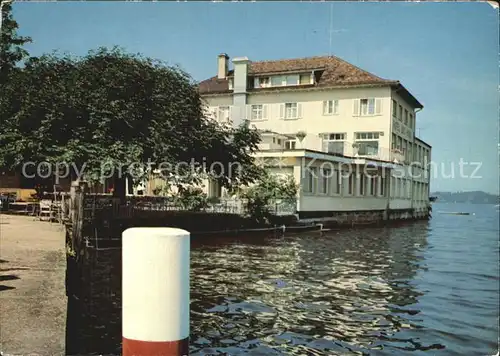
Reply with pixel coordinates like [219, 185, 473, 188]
[300, 208, 430, 228]
[66, 247, 122, 355]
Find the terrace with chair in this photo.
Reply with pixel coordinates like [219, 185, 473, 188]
[0, 185, 68, 224]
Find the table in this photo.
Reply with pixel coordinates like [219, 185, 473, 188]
[8, 202, 39, 215]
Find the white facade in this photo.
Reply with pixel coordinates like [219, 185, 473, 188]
[200, 54, 431, 217]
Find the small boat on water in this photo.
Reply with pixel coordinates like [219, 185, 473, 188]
[439, 211, 473, 216]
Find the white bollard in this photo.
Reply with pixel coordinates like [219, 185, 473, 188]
[122, 227, 190, 356]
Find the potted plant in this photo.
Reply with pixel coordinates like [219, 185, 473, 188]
[295, 131, 307, 141]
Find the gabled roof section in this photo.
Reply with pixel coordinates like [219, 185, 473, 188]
[198, 75, 233, 95]
[198, 55, 395, 94]
[198, 54, 423, 109]
[415, 137, 432, 148]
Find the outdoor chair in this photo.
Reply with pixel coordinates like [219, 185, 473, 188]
[38, 199, 53, 222]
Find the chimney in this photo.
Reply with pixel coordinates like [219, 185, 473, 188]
[232, 56, 250, 94]
[217, 53, 229, 80]
[231, 56, 250, 128]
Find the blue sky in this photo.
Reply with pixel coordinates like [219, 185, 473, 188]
[12, 2, 499, 194]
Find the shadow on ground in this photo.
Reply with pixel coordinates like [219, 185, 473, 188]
[0, 275, 20, 282]
[0, 260, 20, 292]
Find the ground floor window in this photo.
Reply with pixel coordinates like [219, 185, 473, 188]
[355, 132, 380, 156]
[321, 133, 345, 155]
[368, 176, 376, 196]
[380, 177, 386, 197]
[348, 173, 354, 195]
[359, 174, 366, 196]
[304, 168, 316, 193]
[320, 168, 330, 194]
[285, 140, 296, 149]
[334, 169, 341, 194]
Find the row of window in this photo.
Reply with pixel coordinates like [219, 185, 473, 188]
[253, 73, 314, 88]
[266, 130, 428, 164]
[211, 98, 384, 122]
[270, 131, 382, 155]
[228, 74, 314, 90]
[204, 175, 428, 201]
[391, 133, 430, 165]
[321, 131, 382, 156]
[392, 99, 414, 129]
[303, 168, 387, 197]
[267, 137, 297, 149]
[391, 178, 429, 200]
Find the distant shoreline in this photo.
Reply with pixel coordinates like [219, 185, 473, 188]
[431, 191, 499, 205]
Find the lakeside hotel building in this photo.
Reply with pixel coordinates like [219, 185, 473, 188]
[196, 54, 432, 220]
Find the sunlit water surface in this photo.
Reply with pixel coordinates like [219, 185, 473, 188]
[190, 203, 499, 355]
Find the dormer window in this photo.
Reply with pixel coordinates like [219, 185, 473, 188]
[254, 73, 313, 88]
[253, 77, 270, 88]
[259, 77, 270, 87]
[300, 73, 312, 85]
[285, 75, 299, 86]
[271, 76, 283, 87]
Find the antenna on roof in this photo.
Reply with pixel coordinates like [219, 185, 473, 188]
[328, 2, 333, 56]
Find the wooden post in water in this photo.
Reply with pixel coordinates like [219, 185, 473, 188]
[122, 227, 190, 356]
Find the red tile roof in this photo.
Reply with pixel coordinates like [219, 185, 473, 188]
[198, 55, 423, 108]
[199, 55, 393, 92]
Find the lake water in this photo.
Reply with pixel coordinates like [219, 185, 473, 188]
[190, 203, 499, 355]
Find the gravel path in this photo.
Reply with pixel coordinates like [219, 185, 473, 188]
[0, 214, 66, 356]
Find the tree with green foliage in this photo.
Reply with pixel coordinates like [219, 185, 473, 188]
[0, 1, 31, 80]
[0, 47, 263, 197]
[241, 172, 298, 224]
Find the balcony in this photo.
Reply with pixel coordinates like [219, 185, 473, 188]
[322, 141, 346, 156]
[354, 142, 379, 157]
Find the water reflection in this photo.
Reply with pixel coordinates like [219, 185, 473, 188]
[190, 222, 434, 355]
[65, 204, 499, 355]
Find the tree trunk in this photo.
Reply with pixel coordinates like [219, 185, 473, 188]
[112, 174, 126, 202]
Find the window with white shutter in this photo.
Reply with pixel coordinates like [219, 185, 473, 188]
[279, 104, 285, 119]
[323, 100, 339, 115]
[251, 105, 263, 120]
[284, 103, 300, 119]
[353, 99, 359, 116]
[375, 99, 382, 115]
[355, 98, 381, 116]
[217, 106, 230, 122]
[262, 104, 268, 119]
[245, 105, 252, 121]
